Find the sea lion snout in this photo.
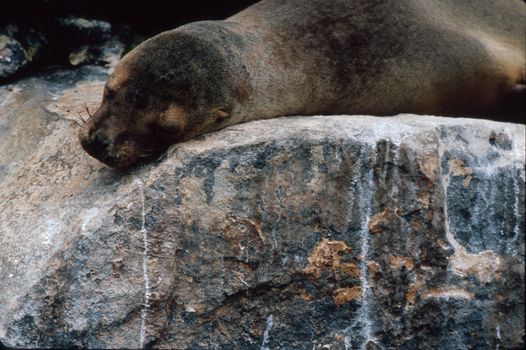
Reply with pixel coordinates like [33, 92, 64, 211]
[79, 107, 109, 158]
[78, 124, 118, 166]
[78, 104, 172, 168]
[78, 113, 140, 168]
[79, 127, 143, 168]
[79, 130, 111, 157]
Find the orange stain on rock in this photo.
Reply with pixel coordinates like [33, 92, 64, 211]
[303, 238, 353, 279]
[388, 255, 414, 271]
[368, 209, 390, 234]
[299, 289, 314, 302]
[333, 286, 362, 306]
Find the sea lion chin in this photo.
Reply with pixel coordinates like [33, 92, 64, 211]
[79, 0, 526, 168]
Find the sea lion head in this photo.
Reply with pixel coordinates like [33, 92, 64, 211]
[78, 29, 236, 168]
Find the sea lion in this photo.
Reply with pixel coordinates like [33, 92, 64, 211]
[79, 0, 525, 168]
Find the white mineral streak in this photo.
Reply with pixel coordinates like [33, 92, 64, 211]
[220, 255, 226, 291]
[43, 218, 60, 246]
[421, 287, 474, 300]
[511, 175, 522, 250]
[345, 145, 381, 350]
[388, 141, 401, 201]
[260, 314, 273, 350]
[271, 174, 280, 251]
[81, 207, 99, 232]
[135, 178, 151, 349]
[0, 87, 14, 108]
[496, 323, 501, 350]
[438, 139, 503, 283]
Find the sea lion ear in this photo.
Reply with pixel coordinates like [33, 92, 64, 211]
[213, 107, 230, 121]
[159, 104, 187, 130]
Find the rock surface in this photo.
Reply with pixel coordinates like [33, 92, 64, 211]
[0, 68, 524, 349]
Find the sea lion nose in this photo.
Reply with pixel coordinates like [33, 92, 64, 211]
[80, 131, 111, 157]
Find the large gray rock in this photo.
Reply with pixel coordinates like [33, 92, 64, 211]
[0, 68, 524, 349]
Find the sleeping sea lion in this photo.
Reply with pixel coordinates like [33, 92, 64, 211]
[79, 0, 525, 168]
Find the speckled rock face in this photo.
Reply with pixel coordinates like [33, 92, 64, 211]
[0, 68, 524, 349]
[0, 24, 49, 79]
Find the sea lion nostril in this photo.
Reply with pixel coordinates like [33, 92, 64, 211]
[93, 132, 111, 147]
[81, 132, 111, 156]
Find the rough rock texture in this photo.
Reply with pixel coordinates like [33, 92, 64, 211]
[0, 25, 47, 78]
[49, 17, 121, 68]
[0, 0, 258, 80]
[0, 68, 524, 349]
[0, 19, 122, 80]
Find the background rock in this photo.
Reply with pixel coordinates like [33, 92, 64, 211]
[0, 67, 524, 349]
[0, 0, 258, 81]
[0, 25, 47, 78]
[0, 1, 258, 34]
[50, 17, 119, 67]
[55, 17, 111, 43]
[0, 33, 26, 78]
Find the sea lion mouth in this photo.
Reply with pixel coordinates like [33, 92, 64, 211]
[78, 119, 173, 168]
[79, 129, 143, 168]
[94, 144, 145, 169]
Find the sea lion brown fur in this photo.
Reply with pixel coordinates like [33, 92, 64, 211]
[79, 0, 526, 168]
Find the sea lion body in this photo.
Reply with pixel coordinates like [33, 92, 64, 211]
[79, 0, 525, 168]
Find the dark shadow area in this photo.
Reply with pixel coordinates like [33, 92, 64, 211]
[0, 1, 259, 83]
[1, 0, 258, 35]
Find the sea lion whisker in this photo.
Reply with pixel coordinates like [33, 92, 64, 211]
[83, 102, 93, 118]
[139, 149, 157, 156]
[76, 111, 87, 124]
[154, 153, 166, 163]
